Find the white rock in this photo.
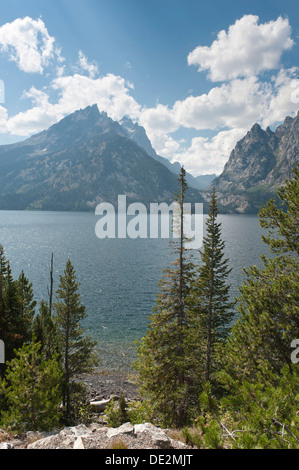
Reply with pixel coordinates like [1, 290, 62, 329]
[0, 442, 14, 449]
[133, 423, 159, 434]
[68, 424, 93, 437]
[90, 399, 111, 411]
[73, 437, 85, 449]
[134, 423, 170, 449]
[107, 422, 134, 439]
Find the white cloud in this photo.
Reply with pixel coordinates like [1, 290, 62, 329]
[263, 68, 299, 126]
[139, 104, 178, 134]
[173, 76, 272, 130]
[0, 16, 63, 74]
[172, 128, 246, 176]
[188, 15, 294, 81]
[78, 50, 99, 78]
[137, 69, 298, 174]
[0, 14, 297, 177]
[2, 72, 141, 136]
[0, 105, 8, 133]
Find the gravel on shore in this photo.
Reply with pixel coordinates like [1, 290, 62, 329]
[75, 370, 140, 402]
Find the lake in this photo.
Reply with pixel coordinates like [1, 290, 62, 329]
[0, 210, 268, 372]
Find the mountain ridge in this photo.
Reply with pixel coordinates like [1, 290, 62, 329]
[204, 112, 299, 213]
[0, 105, 203, 211]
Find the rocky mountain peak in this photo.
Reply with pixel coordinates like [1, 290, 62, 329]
[205, 111, 299, 213]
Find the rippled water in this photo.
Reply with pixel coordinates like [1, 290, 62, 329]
[0, 210, 267, 372]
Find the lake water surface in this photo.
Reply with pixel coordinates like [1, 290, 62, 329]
[0, 210, 268, 372]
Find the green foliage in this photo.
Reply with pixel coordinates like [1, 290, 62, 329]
[223, 165, 299, 384]
[0, 247, 36, 375]
[179, 365, 298, 449]
[219, 365, 298, 449]
[32, 300, 60, 360]
[105, 395, 126, 428]
[53, 259, 98, 420]
[134, 168, 196, 428]
[105, 396, 153, 428]
[106, 392, 129, 428]
[125, 399, 152, 426]
[188, 188, 234, 391]
[0, 341, 63, 433]
[63, 381, 92, 426]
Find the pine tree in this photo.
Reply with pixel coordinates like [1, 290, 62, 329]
[32, 300, 59, 360]
[53, 259, 98, 420]
[0, 249, 35, 373]
[223, 165, 299, 385]
[189, 189, 234, 389]
[0, 341, 62, 432]
[17, 270, 36, 340]
[134, 167, 195, 427]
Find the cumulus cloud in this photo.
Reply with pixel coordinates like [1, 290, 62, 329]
[173, 128, 246, 175]
[173, 76, 272, 130]
[139, 104, 178, 134]
[138, 70, 298, 174]
[0, 16, 63, 74]
[2, 72, 141, 136]
[188, 15, 294, 81]
[263, 68, 299, 126]
[0, 14, 297, 177]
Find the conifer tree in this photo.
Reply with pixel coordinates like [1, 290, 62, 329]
[33, 300, 59, 360]
[0, 341, 62, 432]
[223, 165, 299, 385]
[53, 259, 97, 419]
[134, 167, 195, 427]
[0, 248, 35, 373]
[17, 270, 36, 340]
[189, 189, 234, 388]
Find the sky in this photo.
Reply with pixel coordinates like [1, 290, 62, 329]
[0, 0, 298, 176]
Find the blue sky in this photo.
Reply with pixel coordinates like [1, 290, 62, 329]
[0, 0, 298, 175]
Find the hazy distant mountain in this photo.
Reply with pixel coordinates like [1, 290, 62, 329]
[203, 113, 299, 213]
[195, 174, 216, 189]
[119, 115, 202, 190]
[0, 105, 203, 211]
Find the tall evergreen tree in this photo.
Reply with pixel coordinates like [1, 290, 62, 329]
[223, 165, 299, 385]
[53, 259, 97, 419]
[17, 270, 36, 340]
[188, 189, 234, 388]
[134, 167, 195, 427]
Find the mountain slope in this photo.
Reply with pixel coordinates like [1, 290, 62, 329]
[205, 112, 299, 213]
[0, 105, 203, 211]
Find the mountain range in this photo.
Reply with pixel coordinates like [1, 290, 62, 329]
[0, 104, 297, 213]
[0, 105, 203, 211]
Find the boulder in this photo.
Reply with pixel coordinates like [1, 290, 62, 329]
[133, 423, 170, 449]
[107, 422, 134, 440]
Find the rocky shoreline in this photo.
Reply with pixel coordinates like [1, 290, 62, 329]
[76, 370, 140, 402]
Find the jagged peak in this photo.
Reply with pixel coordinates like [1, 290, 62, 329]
[249, 122, 263, 134]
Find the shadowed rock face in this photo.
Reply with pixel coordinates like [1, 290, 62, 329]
[204, 112, 299, 213]
[0, 105, 202, 211]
